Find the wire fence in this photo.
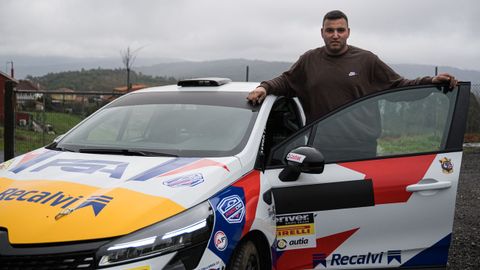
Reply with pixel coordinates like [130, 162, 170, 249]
[1, 84, 480, 158]
[5, 90, 123, 155]
[473, 83, 480, 101]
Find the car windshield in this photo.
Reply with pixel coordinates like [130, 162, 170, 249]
[54, 91, 259, 157]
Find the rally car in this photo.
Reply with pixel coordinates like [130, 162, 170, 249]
[0, 78, 470, 269]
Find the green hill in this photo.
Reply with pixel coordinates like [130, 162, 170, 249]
[26, 68, 177, 92]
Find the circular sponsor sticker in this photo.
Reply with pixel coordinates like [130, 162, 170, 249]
[276, 239, 287, 250]
[214, 231, 228, 251]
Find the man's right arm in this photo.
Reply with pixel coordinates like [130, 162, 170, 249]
[247, 53, 307, 104]
[246, 74, 295, 105]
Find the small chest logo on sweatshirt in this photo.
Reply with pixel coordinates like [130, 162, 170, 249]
[348, 71, 358, 77]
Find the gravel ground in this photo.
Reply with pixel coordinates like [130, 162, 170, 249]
[447, 147, 480, 269]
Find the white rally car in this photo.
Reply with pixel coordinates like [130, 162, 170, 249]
[0, 78, 471, 269]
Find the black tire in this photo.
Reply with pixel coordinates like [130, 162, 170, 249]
[228, 240, 261, 270]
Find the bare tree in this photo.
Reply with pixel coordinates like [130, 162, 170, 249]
[121, 46, 142, 92]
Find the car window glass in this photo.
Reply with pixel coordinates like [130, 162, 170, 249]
[86, 106, 155, 142]
[58, 103, 256, 157]
[268, 86, 457, 166]
[377, 90, 453, 156]
[311, 86, 456, 162]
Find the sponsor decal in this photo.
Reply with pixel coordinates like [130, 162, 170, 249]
[163, 173, 204, 188]
[206, 172, 259, 263]
[276, 213, 313, 226]
[439, 157, 453, 174]
[217, 195, 245, 224]
[348, 71, 358, 77]
[313, 253, 327, 267]
[11, 156, 225, 182]
[214, 231, 228, 251]
[12, 158, 128, 179]
[313, 250, 401, 267]
[75, 195, 113, 216]
[31, 159, 128, 179]
[276, 213, 316, 250]
[0, 187, 112, 218]
[286, 153, 306, 164]
[276, 239, 287, 250]
[387, 250, 402, 264]
[276, 224, 314, 237]
[277, 237, 312, 250]
[10, 150, 60, 173]
[0, 187, 84, 208]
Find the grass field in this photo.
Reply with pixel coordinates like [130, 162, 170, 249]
[0, 112, 84, 154]
[378, 134, 442, 155]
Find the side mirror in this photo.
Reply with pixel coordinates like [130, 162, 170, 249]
[279, 146, 325, 182]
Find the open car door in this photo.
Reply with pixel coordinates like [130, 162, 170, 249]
[264, 83, 470, 269]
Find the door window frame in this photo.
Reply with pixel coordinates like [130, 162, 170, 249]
[266, 83, 470, 169]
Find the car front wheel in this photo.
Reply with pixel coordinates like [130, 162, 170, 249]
[228, 240, 261, 270]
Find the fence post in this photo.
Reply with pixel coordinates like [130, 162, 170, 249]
[42, 92, 46, 145]
[4, 81, 16, 160]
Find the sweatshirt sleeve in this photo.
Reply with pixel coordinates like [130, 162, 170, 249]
[371, 56, 433, 90]
[259, 53, 307, 97]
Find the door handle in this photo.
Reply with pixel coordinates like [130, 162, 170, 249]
[406, 179, 452, 192]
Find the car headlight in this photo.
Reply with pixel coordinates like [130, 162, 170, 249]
[96, 201, 214, 267]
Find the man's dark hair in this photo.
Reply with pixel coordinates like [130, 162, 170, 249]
[323, 10, 348, 26]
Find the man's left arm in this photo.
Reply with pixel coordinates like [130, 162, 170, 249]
[372, 57, 458, 89]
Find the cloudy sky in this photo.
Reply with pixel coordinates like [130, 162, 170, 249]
[1, 0, 479, 71]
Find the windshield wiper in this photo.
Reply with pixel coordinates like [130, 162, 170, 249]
[45, 143, 76, 152]
[78, 148, 178, 157]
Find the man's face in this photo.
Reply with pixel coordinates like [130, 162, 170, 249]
[321, 18, 350, 55]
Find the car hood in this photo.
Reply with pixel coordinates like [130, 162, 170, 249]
[0, 149, 242, 244]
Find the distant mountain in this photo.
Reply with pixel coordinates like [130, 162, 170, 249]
[136, 59, 480, 85]
[5, 56, 480, 86]
[391, 64, 480, 85]
[1, 55, 182, 79]
[136, 59, 292, 82]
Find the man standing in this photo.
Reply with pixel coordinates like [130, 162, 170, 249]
[247, 10, 457, 124]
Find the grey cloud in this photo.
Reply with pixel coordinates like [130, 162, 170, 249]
[0, 0, 479, 70]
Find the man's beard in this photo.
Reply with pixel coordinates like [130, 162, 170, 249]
[326, 42, 346, 54]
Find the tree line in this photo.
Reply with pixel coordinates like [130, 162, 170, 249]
[25, 68, 177, 92]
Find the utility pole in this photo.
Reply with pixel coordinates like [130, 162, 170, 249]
[6, 61, 14, 78]
[245, 65, 249, 82]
